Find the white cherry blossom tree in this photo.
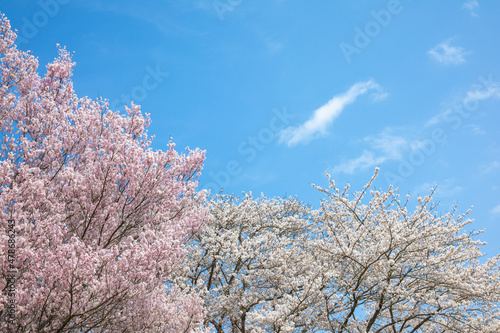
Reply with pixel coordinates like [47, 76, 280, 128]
[177, 193, 317, 332]
[309, 169, 500, 332]
[180, 170, 500, 332]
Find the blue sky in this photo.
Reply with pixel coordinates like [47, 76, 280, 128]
[2, 0, 500, 255]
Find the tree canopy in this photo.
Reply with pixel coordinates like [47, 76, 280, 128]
[178, 170, 500, 332]
[0, 15, 208, 332]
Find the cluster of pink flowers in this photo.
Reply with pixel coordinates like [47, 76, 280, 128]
[0, 14, 209, 332]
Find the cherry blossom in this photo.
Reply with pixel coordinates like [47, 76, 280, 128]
[0, 14, 208, 332]
[180, 170, 500, 332]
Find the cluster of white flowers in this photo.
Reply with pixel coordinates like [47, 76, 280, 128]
[177, 171, 500, 332]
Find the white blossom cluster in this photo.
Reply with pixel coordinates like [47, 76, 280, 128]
[176, 170, 500, 332]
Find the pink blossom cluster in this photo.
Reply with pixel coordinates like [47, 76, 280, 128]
[0, 14, 209, 332]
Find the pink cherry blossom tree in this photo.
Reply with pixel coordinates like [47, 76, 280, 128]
[0, 14, 209, 332]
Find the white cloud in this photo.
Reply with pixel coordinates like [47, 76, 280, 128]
[491, 204, 500, 215]
[427, 40, 469, 65]
[465, 124, 485, 135]
[414, 179, 463, 198]
[329, 129, 415, 175]
[462, 0, 479, 17]
[364, 132, 408, 160]
[330, 150, 386, 175]
[425, 108, 452, 127]
[426, 75, 500, 126]
[328, 128, 451, 175]
[278, 80, 385, 146]
[480, 161, 500, 173]
[463, 81, 500, 104]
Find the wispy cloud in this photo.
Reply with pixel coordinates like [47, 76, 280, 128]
[463, 81, 500, 104]
[479, 161, 500, 173]
[85, 2, 204, 37]
[491, 204, 500, 215]
[465, 124, 485, 135]
[425, 109, 451, 127]
[427, 40, 469, 65]
[278, 80, 386, 146]
[426, 76, 500, 126]
[414, 179, 463, 198]
[364, 132, 408, 160]
[330, 151, 386, 175]
[462, 0, 479, 17]
[265, 39, 285, 54]
[329, 129, 417, 175]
